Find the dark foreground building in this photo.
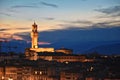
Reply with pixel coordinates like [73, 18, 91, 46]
[0, 54, 120, 80]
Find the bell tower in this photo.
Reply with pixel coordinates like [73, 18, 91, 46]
[31, 22, 38, 48]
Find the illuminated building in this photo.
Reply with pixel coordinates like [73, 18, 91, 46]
[30, 48, 54, 53]
[25, 22, 93, 62]
[25, 22, 54, 54]
[55, 48, 73, 54]
[0, 59, 60, 80]
[37, 53, 87, 62]
[30, 22, 54, 53]
[31, 22, 38, 48]
[60, 68, 84, 80]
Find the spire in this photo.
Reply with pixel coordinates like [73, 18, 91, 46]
[33, 21, 37, 26]
[34, 21, 36, 25]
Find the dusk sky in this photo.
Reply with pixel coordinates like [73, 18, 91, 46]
[0, 0, 120, 54]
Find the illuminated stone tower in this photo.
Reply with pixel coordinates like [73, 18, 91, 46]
[31, 22, 38, 48]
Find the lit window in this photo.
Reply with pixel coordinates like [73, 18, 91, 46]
[40, 71, 42, 75]
[2, 76, 5, 79]
[65, 61, 69, 64]
[35, 71, 37, 74]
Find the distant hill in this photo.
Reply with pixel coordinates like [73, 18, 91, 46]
[84, 43, 120, 55]
[1, 39, 120, 55]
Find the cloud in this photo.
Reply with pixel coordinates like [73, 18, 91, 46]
[95, 20, 119, 28]
[0, 33, 12, 39]
[0, 31, 51, 45]
[57, 20, 93, 29]
[11, 5, 39, 8]
[111, 12, 120, 17]
[95, 6, 120, 14]
[95, 5, 120, 17]
[43, 17, 55, 20]
[14, 32, 30, 41]
[12, 35, 23, 40]
[94, 20, 120, 27]
[0, 24, 11, 27]
[0, 29, 10, 31]
[0, 32, 24, 41]
[38, 41, 51, 45]
[6, 8, 19, 13]
[66, 20, 92, 24]
[41, 1, 58, 8]
[14, 27, 29, 30]
[38, 26, 120, 46]
[0, 39, 5, 42]
[1, 26, 120, 53]
[57, 19, 120, 30]
[0, 27, 30, 34]
[0, 12, 12, 16]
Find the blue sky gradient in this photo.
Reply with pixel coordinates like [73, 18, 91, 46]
[0, 0, 120, 54]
